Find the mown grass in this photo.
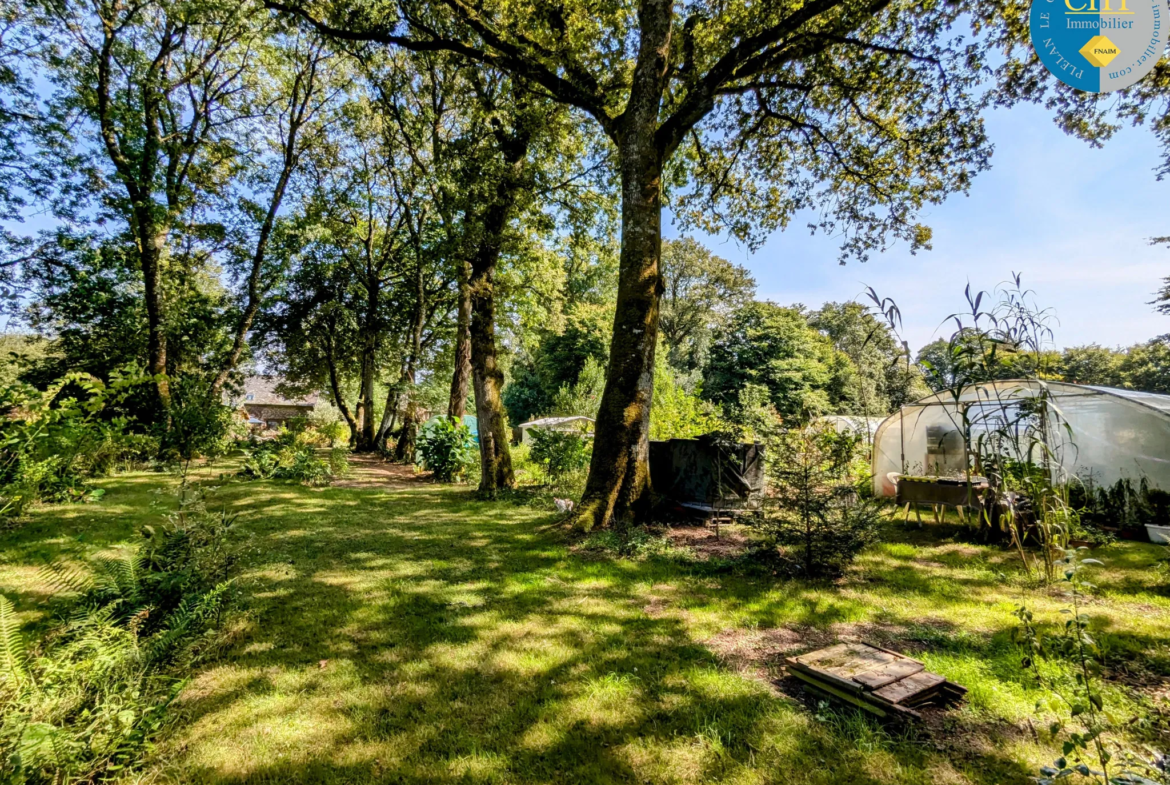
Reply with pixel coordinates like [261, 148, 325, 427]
[2, 464, 1169, 784]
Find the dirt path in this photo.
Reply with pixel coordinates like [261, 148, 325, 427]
[330, 454, 433, 488]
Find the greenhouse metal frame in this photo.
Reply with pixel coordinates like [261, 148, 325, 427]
[872, 380, 1170, 498]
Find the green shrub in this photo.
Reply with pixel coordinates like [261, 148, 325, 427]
[528, 428, 591, 483]
[282, 447, 331, 486]
[753, 424, 881, 577]
[580, 527, 678, 559]
[0, 369, 153, 523]
[328, 447, 351, 479]
[0, 489, 238, 782]
[79, 421, 160, 476]
[159, 375, 234, 467]
[239, 442, 333, 486]
[416, 418, 475, 482]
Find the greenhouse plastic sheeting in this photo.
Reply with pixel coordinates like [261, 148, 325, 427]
[873, 380, 1170, 497]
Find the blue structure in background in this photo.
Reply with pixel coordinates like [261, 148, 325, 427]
[423, 414, 479, 444]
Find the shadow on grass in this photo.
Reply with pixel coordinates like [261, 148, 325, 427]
[2, 472, 1100, 784]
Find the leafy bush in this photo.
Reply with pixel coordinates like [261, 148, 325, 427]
[0, 370, 152, 522]
[239, 441, 333, 486]
[416, 418, 475, 482]
[528, 427, 591, 483]
[580, 527, 679, 559]
[0, 489, 238, 782]
[78, 423, 159, 476]
[753, 424, 881, 577]
[159, 375, 235, 467]
[1071, 477, 1169, 535]
[549, 356, 606, 418]
[649, 353, 726, 440]
[328, 447, 351, 479]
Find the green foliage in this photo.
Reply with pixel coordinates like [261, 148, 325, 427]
[528, 428, 591, 483]
[1060, 345, 1124, 388]
[0, 488, 237, 783]
[649, 352, 726, 441]
[754, 423, 881, 577]
[658, 238, 756, 372]
[0, 370, 154, 522]
[703, 302, 849, 424]
[159, 376, 235, 467]
[809, 301, 928, 414]
[504, 312, 611, 425]
[239, 441, 333, 486]
[1071, 478, 1170, 535]
[328, 447, 351, 479]
[1009, 549, 1170, 785]
[579, 527, 677, 560]
[918, 335, 1170, 397]
[416, 418, 475, 483]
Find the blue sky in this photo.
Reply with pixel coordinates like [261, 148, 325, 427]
[667, 102, 1170, 353]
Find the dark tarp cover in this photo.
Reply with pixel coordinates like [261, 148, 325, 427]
[650, 434, 765, 512]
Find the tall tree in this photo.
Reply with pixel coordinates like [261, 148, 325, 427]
[659, 237, 755, 371]
[271, 0, 992, 527]
[40, 0, 260, 408]
[703, 301, 848, 422]
[809, 301, 926, 415]
[1060, 344, 1123, 388]
[210, 31, 344, 397]
[1119, 336, 1170, 394]
[294, 88, 421, 451]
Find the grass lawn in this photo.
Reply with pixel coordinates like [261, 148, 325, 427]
[3, 461, 1169, 784]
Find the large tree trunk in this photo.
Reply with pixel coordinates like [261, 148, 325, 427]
[469, 250, 513, 496]
[576, 1, 671, 529]
[447, 259, 473, 420]
[576, 145, 663, 529]
[466, 131, 532, 496]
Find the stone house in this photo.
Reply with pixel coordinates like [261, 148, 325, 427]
[231, 377, 318, 430]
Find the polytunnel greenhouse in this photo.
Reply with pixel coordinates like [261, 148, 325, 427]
[872, 380, 1170, 498]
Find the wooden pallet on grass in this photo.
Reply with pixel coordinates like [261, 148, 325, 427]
[785, 642, 966, 721]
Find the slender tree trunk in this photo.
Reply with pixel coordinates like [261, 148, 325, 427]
[394, 259, 427, 463]
[210, 164, 295, 398]
[325, 333, 358, 447]
[447, 259, 473, 420]
[577, 2, 671, 529]
[355, 280, 379, 452]
[374, 377, 400, 452]
[356, 346, 375, 450]
[140, 223, 171, 409]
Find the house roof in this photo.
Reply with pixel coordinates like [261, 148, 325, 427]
[232, 376, 318, 408]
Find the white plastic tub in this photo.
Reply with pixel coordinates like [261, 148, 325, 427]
[1147, 524, 1170, 544]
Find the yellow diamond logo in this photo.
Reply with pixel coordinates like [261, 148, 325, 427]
[1079, 35, 1121, 68]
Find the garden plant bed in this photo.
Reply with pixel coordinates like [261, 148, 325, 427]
[896, 476, 988, 508]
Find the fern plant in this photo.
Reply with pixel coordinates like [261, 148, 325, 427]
[0, 487, 239, 783]
[0, 594, 28, 691]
